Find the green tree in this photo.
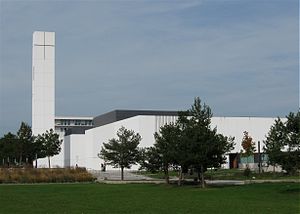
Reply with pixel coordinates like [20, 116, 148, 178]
[240, 131, 256, 169]
[153, 123, 180, 184]
[138, 147, 162, 173]
[16, 122, 35, 165]
[0, 122, 36, 167]
[0, 132, 18, 167]
[264, 111, 300, 174]
[177, 97, 235, 187]
[98, 126, 141, 180]
[36, 129, 62, 168]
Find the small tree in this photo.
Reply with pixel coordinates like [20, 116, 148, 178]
[98, 126, 141, 180]
[154, 123, 180, 184]
[264, 112, 300, 174]
[16, 122, 35, 165]
[241, 131, 256, 169]
[36, 129, 62, 168]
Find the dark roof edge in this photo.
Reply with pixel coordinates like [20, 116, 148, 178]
[92, 109, 179, 128]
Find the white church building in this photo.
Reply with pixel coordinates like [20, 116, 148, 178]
[32, 31, 281, 171]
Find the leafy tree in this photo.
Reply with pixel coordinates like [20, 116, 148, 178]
[240, 131, 256, 169]
[177, 97, 235, 187]
[153, 123, 180, 184]
[0, 132, 18, 167]
[264, 111, 300, 174]
[0, 122, 36, 167]
[98, 126, 141, 180]
[0, 122, 60, 168]
[36, 129, 62, 168]
[142, 98, 234, 187]
[138, 147, 162, 173]
[16, 122, 35, 165]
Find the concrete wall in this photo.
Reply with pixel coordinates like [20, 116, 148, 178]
[64, 134, 86, 167]
[211, 117, 279, 153]
[65, 115, 282, 171]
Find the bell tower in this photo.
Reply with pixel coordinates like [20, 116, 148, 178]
[32, 31, 55, 135]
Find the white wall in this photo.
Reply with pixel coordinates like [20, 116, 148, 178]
[64, 134, 86, 168]
[65, 116, 282, 170]
[211, 117, 280, 153]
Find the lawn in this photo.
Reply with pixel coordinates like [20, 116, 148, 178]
[0, 183, 299, 214]
[138, 169, 300, 180]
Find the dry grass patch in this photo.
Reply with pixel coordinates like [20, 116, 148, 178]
[0, 167, 96, 183]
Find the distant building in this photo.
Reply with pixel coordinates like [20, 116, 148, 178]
[65, 110, 281, 171]
[55, 116, 93, 138]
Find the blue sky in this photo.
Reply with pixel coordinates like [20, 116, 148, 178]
[0, 0, 299, 136]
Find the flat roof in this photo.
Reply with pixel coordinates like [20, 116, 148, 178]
[93, 109, 179, 128]
[55, 116, 93, 120]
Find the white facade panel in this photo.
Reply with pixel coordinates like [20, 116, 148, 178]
[65, 115, 281, 171]
[211, 117, 279, 153]
[45, 32, 55, 46]
[33, 31, 44, 45]
[33, 73, 44, 87]
[33, 46, 44, 60]
[33, 61, 44, 73]
[33, 86, 44, 101]
[45, 47, 55, 59]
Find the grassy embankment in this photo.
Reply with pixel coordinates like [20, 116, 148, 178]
[0, 182, 299, 213]
[0, 168, 95, 183]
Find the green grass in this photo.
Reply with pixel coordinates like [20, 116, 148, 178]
[0, 183, 299, 213]
[203, 169, 300, 180]
[138, 169, 300, 180]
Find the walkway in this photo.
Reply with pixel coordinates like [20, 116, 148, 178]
[90, 170, 154, 181]
[89, 170, 299, 185]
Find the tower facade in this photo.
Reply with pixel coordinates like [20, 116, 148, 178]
[32, 31, 55, 135]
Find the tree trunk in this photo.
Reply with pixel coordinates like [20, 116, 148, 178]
[48, 156, 51, 168]
[35, 154, 38, 168]
[200, 164, 205, 188]
[178, 167, 183, 186]
[164, 165, 169, 184]
[121, 167, 124, 181]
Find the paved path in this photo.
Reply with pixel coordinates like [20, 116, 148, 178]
[89, 170, 300, 185]
[89, 170, 154, 181]
[206, 180, 245, 186]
